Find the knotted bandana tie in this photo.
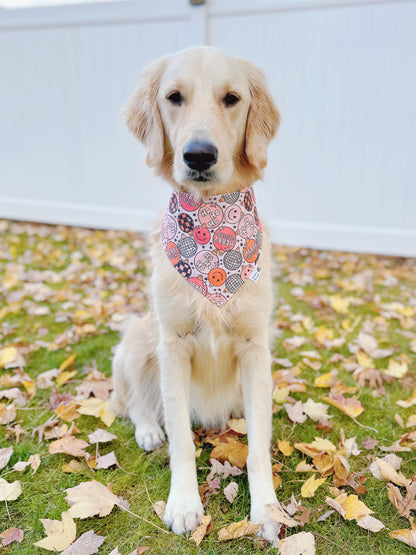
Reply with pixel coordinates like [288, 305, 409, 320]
[161, 187, 263, 307]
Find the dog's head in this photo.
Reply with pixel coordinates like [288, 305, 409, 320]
[125, 46, 279, 196]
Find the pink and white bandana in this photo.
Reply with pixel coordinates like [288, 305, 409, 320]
[161, 187, 263, 307]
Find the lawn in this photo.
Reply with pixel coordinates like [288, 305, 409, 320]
[1, 218, 416, 554]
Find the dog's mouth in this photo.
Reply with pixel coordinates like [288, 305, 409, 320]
[184, 169, 214, 183]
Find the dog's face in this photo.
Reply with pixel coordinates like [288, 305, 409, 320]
[125, 47, 279, 195]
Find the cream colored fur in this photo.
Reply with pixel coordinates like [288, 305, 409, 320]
[112, 46, 281, 542]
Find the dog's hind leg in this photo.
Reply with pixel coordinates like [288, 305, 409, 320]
[111, 314, 165, 452]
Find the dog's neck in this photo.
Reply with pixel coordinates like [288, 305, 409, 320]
[161, 186, 263, 307]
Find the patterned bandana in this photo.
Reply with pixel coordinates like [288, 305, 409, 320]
[161, 187, 263, 307]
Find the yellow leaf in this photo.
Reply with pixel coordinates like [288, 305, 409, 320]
[34, 512, 76, 551]
[191, 515, 211, 546]
[406, 415, 416, 428]
[0, 347, 18, 368]
[356, 351, 373, 369]
[314, 372, 333, 388]
[59, 353, 76, 371]
[301, 475, 326, 498]
[62, 460, 84, 474]
[78, 398, 116, 427]
[56, 370, 77, 386]
[337, 493, 372, 521]
[315, 326, 334, 346]
[273, 385, 290, 404]
[390, 528, 416, 548]
[56, 401, 80, 422]
[328, 295, 350, 314]
[323, 394, 364, 419]
[384, 360, 408, 378]
[218, 517, 260, 541]
[278, 440, 294, 456]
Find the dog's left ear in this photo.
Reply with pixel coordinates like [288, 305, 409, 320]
[124, 56, 168, 168]
[243, 61, 280, 171]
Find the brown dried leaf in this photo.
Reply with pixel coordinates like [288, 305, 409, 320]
[190, 515, 212, 546]
[387, 482, 416, 518]
[209, 437, 248, 468]
[0, 527, 24, 547]
[49, 436, 89, 457]
[218, 516, 260, 541]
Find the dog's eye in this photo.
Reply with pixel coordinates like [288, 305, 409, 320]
[167, 91, 183, 106]
[223, 93, 240, 107]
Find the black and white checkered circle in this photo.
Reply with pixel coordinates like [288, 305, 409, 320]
[223, 250, 243, 271]
[178, 236, 198, 258]
[225, 273, 244, 294]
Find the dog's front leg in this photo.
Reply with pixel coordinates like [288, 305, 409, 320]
[239, 339, 280, 543]
[157, 337, 203, 535]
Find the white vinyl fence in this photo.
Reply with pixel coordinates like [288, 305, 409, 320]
[1, 0, 415, 256]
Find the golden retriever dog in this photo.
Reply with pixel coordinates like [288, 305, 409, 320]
[112, 46, 280, 542]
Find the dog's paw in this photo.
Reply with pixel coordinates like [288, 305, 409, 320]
[135, 422, 165, 452]
[251, 503, 281, 544]
[163, 491, 204, 535]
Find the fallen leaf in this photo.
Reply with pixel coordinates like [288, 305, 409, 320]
[224, 481, 238, 503]
[295, 461, 315, 472]
[278, 440, 294, 456]
[49, 436, 89, 457]
[88, 428, 117, 444]
[357, 514, 385, 532]
[209, 437, 248, 468]
[303, 399, 331, 422]
[397, 394, 416, 408]
[0, 447, 13, 470]
[218, 516, 260, 541]
[370, 458, 410, 486]
[56, 401, 81, 422]
[0, 347, 19, 368]
[227, 418, 247, 435]
[0, 402, 16, 424]
[59, 353, 76, 372]
[387, 481, 416, 517]
[190, 514, 211, 546]
[61, 530, 106, 555]
[78, 398, 116, 427]
[34, 511, 76, 551]
[153, 500, 166, 520]
[384, 360, 408, 378]
[279, 531, 315, 554]
[36, 368, 60, 389]
[323, 394, 364, 419]
[266, 502, 299, 527]
[0, 527, 24, 547]
[65, 480, 122, 518]
[284, 401, 307, 424]
[0, 478, 22, 501]
[390, 528, 416, 548]
[301, 475, 326, 498]
[95, 451, 119, 470]
[63, 459, 84, 473]
[207, 459, 243, 482]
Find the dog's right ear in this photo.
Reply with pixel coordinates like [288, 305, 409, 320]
[124, 57, 167, 168]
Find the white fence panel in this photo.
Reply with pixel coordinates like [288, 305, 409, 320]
[0, 0, 415, 256]
[0, 0, 205, 230]
[209, 0, 416, 255]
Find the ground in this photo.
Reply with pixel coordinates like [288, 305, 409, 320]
[0, 219, 416, 554]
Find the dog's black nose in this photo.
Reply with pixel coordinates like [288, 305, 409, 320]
[183, 141, 218, 171]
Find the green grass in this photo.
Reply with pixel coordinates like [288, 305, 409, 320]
[1, 219, 416, 554]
